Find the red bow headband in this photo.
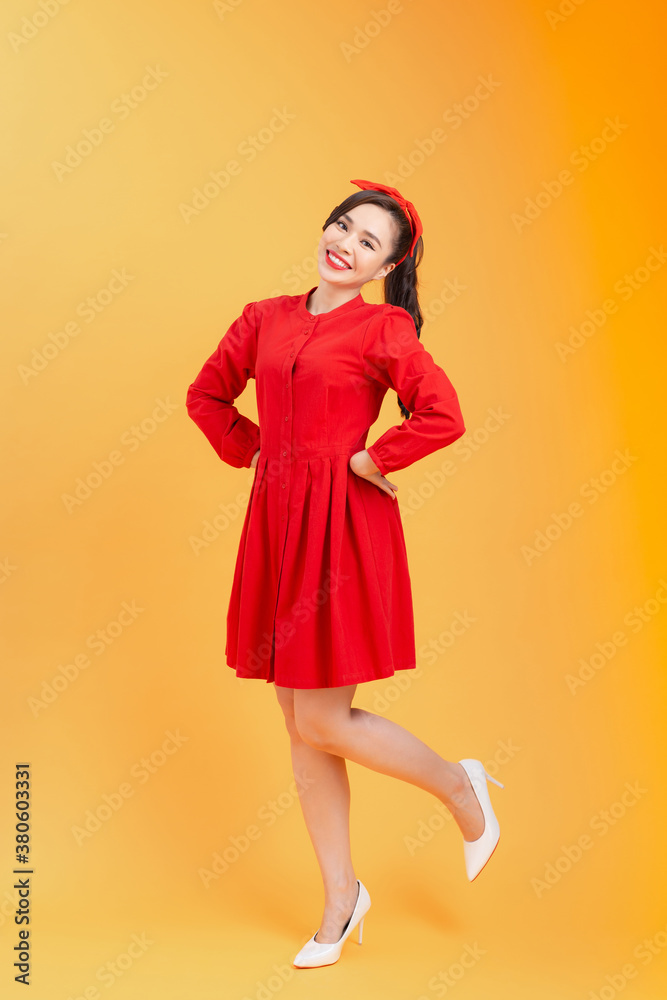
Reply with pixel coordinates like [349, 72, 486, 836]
[350, 178, 423, 266]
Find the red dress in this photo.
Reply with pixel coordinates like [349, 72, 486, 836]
[186, 284, 466, 688]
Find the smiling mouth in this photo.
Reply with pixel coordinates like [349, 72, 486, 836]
[326, 248, 352, 269]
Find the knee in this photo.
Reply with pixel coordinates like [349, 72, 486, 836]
[282, 710, 303, 743]
[294, 710, 338, 751]
[274, 685, 302, 742]
[278, 702, 303, 743]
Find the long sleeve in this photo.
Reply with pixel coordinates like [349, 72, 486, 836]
[185, 301, 261, 469]
[361, 306, 466, 476]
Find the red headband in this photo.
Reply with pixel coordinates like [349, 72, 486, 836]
[350, 178, 423, 266]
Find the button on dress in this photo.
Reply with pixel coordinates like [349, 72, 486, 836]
[186, 284, 466, 688]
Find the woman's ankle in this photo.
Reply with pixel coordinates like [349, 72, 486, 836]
[322, 874, 358, 899]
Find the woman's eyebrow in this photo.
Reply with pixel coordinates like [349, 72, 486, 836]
[340, 212, 382, 248]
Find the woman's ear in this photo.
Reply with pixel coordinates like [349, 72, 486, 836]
[376, 261, 396, 280]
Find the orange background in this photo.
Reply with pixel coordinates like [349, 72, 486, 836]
[2, 0, 666, 996]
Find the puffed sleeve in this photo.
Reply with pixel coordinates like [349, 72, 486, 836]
[361, 306, 466, 475]
[185, 300, 261, 469]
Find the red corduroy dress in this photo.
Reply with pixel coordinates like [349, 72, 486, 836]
[186, 284, 466, 688]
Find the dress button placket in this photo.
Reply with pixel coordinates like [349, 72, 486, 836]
[278, 322, 315, 532]
[271, 318, 316, 672]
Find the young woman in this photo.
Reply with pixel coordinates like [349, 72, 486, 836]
[186, 179, 504, 969]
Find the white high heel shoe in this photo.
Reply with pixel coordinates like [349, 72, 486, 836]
[458, 759, 504, 881]
[292, 879, 371, 969]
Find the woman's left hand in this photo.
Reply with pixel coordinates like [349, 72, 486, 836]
[349, 450, 398, 500]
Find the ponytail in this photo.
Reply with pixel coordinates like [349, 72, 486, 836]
[383, 231, 424, 418]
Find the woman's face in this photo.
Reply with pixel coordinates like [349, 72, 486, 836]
[316, 202, 399, 289]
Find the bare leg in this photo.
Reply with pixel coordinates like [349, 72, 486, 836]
[274, 683, 360, 945]
[292, 684, 485, 842]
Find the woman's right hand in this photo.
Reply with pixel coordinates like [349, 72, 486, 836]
[250, 448, 260, 469]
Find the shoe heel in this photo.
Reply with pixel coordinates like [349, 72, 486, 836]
[484, 769, 504, 789]
[357, 915, 365, 944]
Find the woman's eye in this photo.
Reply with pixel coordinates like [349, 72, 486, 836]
[335, 221, 373, 250]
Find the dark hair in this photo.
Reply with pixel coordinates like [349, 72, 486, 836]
[322, 189, 424, 419]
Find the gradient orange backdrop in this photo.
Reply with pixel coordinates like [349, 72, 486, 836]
[2, 0, 666, 997]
